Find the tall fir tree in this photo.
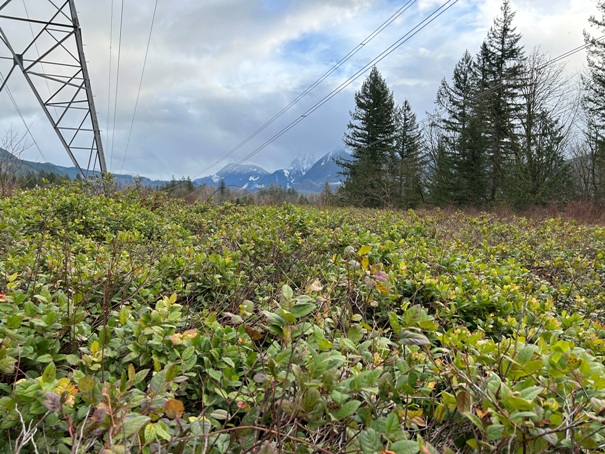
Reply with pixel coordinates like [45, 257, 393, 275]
[582, 0, 605, 200]
[480, 0, 525, 204]
[394, 99, 425, 208]
[338, 66, 398, 207]
[431, 50, 489, 205]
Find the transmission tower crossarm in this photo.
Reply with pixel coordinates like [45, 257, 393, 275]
[0, 0, 107, 177]
[68, 0, 106, 174]
[0, 26, 84, 174]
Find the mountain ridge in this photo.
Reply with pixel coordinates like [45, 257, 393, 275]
[194, 149, 348, 192]
[0, 148, 349, 193]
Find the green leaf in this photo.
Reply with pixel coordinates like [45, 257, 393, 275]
[359, 428, 384, 454]
[240, 300, 255, 316]
[418, 320, 438, 330]
[520, 386, 543, 401]
[144, 424, 157, 442]
[281, 285, 294, 301]
[399, 331, 430, 347]
[517, 346, 536, 364]
[340, 337, 356, 351]
[210, 409, 229, 420]
[166, 363, 179, 382]
[117, 414, 150, 439]
[390, 440, 419, 454]
[348, 324, 365, 343]
[510, 411, 537, 421]
[290, 302, 316, 319]
[302, 389, 322, 412]
[523, 359, 544, 375]
[0, 357, 16, 374]
[333, 400, 361, 420]
[385, 412, 400, 433]
[318, 337, 334, 350]
[118, 306, 130, 325]
[59, 354, 78, 366]
[155, 422, 172, 441]
[181, 347, 195, 361]
[42, 362, 56, 384]
[6, 315, 23, 329]
[388, 312, 401, 333]
[208, 369, 222, 381]
[280, 310, 296, 324]
[486, 424, 505, 440]
[132, 369, 150, 387]
[404, 305, 424, 325]
[37, 354, 53, 363]
[463, 412, 484, 431]
[78, 377, 95, 393]
[150, 370, 166, 394]
[506, 395, 533, 411]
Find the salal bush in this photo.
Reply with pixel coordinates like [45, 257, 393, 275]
[0, 184, 604, 452]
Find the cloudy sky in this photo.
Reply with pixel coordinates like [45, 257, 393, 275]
[0, 0, 599, 180]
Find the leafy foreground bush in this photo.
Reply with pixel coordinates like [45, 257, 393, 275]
[1, 184, 605, 453]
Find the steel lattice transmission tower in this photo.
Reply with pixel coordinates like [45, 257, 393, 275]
[0, 0, 106, 176]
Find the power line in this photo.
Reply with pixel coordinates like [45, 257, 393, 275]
[109, 0, 125, 171]
[209, 0, 460, 179]
[105, 0, 115, 165]
[199, 0, 418, 176]
[21, 0, 57, 119]
[0, 73, 46, 162]
[120, 0, 160, 173]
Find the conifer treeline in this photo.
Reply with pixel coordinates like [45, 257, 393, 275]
[338, 0, 605, 208]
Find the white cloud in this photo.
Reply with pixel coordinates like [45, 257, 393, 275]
[0, 0, 598, 179]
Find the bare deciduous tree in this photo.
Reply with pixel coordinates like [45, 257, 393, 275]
[0, 127, 32, 197]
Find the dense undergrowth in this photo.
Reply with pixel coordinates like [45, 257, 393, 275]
[0, 183, 605, 453]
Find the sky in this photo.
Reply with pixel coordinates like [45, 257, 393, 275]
[0, 0, 599, 180]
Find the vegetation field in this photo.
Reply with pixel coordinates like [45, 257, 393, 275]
[1, 183, 605, 453]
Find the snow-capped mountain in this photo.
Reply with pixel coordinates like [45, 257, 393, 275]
[194, 149, 349, 192]
[288, 153, 316, 174]
[203, 164, 270, 189]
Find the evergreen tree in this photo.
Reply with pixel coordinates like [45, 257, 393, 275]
[582, 0, 605, 200]
[318, 181, 335, 207]
[480, 0, 525, 203]
[431, 51, 489, 205]
[394, 99, 424, 208]
[338, 66, 398, 207]
[426, 122, 455, 205]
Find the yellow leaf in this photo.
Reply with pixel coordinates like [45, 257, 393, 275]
[361, 256, 370, 271]
[358, 245, 372, 256]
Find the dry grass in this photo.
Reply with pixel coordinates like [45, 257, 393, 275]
[435, 200, 605, 226]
